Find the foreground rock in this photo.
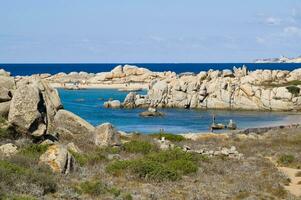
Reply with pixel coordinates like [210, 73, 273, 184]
[0, 143, 18, 156]
[0, 101, 10, 118]
[39, 144, 75, 174]
[7, 78, 62, 136]
[54, 109, 95, 135]
[94, 123, 121, 147]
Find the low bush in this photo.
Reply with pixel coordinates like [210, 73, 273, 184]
[18, 144, 49, 159]
[295, 171, 301, 177]
[106, 149, 200, 182]
[277, 154, 295, 166]
[74, 180, 107, 196]
[150, 133, 185, 142]
[74, 180, 131, 198]
[0, 158, 57, 196]
[123, 140, 156, 154]
[70, 150, 106, 166]
[1, 194, 37, 200]
[286, 86, 300, 96]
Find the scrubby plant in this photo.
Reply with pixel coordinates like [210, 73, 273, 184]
[295, 171, 301, 177]
[0, 118, 19, 139]
[106, 149, 200, 182]
[150, 132, 185, 142]
[123, 140, 157, 154]
[277, 154, 295, 166]
[74, 180, 131, 198]
[70, 150, 106, 166]
[0, 157, 57, 196]
[74, 180, 107, 196]
[286, 86, 300, 96]
[19, 144, 49, 159]
[1, 194, 37, 200]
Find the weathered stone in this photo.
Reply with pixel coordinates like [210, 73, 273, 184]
[0, 69, 11, 77]
[31, 123, 46, 137]
[0, 101, 10, 118]
[123, 92, 137, 108]
[0, 143, 18, 156]
[0, 87, 11, 102]
[0, 76, 15, 90]
[54, 110, 95, 135]
[104, 100, 121, 108]
[8, 85, 41, 134]
[39, 144, 75, 174]
[94, 123, 121, 147]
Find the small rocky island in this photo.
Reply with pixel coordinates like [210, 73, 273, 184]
[1, 67, 301, 199]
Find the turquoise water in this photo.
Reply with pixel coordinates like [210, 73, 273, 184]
[58, 89, 300, 134]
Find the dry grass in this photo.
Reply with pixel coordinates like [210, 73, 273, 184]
[1, 125, 301, 199]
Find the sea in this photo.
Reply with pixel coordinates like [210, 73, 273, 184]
[1, 63, 301, 133]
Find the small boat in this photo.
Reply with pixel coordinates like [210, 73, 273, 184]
[211, 123, 226, 130]
[227, 119, 237, 130]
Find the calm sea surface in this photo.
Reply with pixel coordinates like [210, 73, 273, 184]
[1, 63, 301, 76]
[58, 89, 300, 134]
[2, 63, 300, 133]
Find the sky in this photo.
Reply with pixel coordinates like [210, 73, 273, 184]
[0, 0, 301, 63]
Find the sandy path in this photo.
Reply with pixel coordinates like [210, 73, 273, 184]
[278, 167, 301, 197]
[267, 157, 301, 197]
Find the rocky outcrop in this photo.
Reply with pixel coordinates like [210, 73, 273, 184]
[0, 101, 10, 118]
[39, 144, 75, 174]
[139, 107, 165, 117]
[103, 100, 121, 108]
[8, 78, 62, 136]
[54, 109, 95, 135]
[36, 65, 176, 89]
[8, 85, 43, 134]
[122, 67, 301, 111]
[0, 143, 18, 156]
[94, 123, 121, 147]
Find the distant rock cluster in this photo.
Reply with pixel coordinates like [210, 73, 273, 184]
[183, 145, 243, 159]
[122, 66, 301, 111]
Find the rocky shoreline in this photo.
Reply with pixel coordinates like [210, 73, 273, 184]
[13, 64, 301, 111]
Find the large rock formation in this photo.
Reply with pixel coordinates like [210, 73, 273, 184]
[94, 123, 121, 147]
[39, 65, 176, 89]
[122, 67, 301, 111]
[39, 144, 75, 174]
[8, 78, 62, 136]
[54, 109, 95, 135]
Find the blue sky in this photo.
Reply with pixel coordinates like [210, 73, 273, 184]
[0, 0, 300, 63]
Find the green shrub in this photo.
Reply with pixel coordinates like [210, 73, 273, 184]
[19, 144, 49, 159]
[286, 86, 300, 96]
[106, 149, 200, 182]
[74, 180, 129, 198]
[166, 159, 198, 175]
[70, 150, 105, 166]
[0, 159, 57, 195]
[146, 148, 199, 163]
[131, 160, 179, 181]
[106, 160, 132, 175]
[122, 193, 133, 200]
[1, 194, 37, 200]
[123, 140, 156, 154]
[150, 133, 185, 142]
[277, 154, 295, 166]
[75, 180, 107, 196]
